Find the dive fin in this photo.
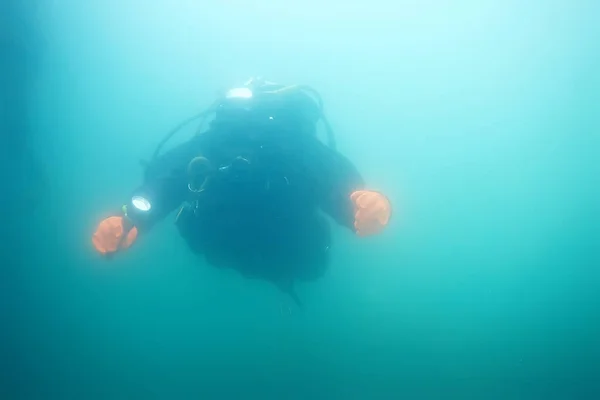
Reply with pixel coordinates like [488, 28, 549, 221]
[288, 287, 303, 308]
[278, 280, 303, 308]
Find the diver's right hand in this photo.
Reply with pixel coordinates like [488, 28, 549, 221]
[92, 216, 138, 256]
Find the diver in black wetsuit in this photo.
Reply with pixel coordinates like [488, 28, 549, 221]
[92, 78, 392, 304]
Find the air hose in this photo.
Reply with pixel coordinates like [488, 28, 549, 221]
[150, 101, 218, 162]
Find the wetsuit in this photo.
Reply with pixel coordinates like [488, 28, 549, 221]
[126, 116, 364, 285]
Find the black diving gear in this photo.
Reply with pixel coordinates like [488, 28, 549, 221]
[127, 78, 362, 305]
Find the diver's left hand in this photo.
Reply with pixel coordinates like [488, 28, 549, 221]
[350, 190, 392, 236]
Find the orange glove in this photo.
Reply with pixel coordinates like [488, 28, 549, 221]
[92, 216, 138, 255]
[350, 190, 392, 236]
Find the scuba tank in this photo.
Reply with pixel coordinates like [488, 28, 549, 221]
[146, 77, 337, 168]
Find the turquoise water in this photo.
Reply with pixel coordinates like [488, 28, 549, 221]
[4, 0, 600, 398]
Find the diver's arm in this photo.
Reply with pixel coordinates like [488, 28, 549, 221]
[317, 148, 366, 230]
[299, 137, 364, 229]
[123, 167, 189, 233]
[125, 133, 211, 232]
[309, 140, 391, 236]
[91, 134, 209, 255]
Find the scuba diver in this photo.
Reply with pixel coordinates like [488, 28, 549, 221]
[91, 77, 392, 306]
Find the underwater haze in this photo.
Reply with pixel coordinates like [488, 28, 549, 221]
[4, 0, 600, 398]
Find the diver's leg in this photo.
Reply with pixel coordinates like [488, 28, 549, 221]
[175, 205, 206, 255]
[293, 214, 332, 282]
[267, 215, 331, 309]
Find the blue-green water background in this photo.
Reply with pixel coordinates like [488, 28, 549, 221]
[4, 0, 600, 398]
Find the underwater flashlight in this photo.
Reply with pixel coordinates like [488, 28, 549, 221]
[131, 196, 152, 212]
[225, 87, 253, 99]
